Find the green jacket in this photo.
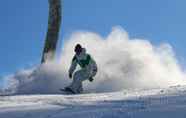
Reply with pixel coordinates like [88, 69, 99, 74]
[69, 48, 97, 75]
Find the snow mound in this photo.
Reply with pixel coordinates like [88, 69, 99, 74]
[1, 26, 186, 95]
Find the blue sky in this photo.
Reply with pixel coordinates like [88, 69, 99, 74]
[0, 0, 186, 77]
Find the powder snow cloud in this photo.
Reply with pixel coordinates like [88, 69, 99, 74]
[1, 26, 186, 95]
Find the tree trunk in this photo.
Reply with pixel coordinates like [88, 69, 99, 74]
[41, 0, 62, 63]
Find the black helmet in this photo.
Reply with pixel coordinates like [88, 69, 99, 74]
[74, 44, 82, 54]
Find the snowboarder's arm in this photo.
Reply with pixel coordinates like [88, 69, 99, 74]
[68, 56, 77, 75]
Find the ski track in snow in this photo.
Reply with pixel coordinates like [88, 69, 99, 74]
[1, 85, 186, 118]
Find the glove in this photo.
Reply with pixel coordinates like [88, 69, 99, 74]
[89, 77, 94, 82]
[69, 73, 72, 79]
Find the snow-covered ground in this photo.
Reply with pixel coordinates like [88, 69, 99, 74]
[1, 85, 186, 118]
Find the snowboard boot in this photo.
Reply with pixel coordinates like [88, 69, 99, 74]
[65, 87, 76, 94]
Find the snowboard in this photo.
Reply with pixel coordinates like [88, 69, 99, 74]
[59, 88, 76, 94]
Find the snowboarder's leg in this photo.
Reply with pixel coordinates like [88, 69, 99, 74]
[77, 83, 83, 93]
[68, 69, 89, 94]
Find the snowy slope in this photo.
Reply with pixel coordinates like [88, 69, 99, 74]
[1, 85, 186, 118]
[1, 27, 186, 118]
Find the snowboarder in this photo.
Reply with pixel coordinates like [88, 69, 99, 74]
[64, 44, 97, 94]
